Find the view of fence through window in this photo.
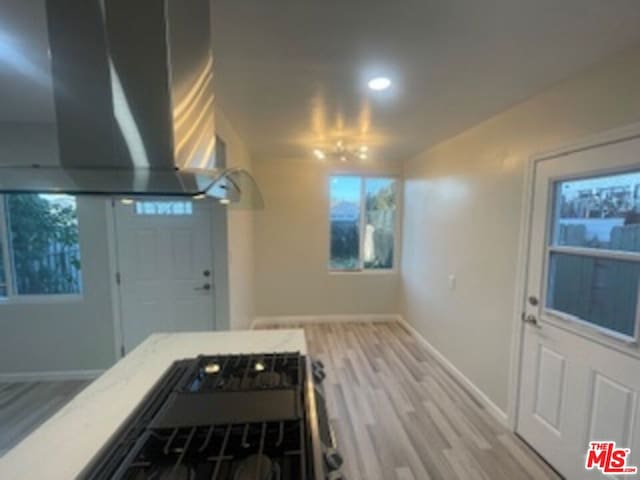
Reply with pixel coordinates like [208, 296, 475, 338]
[329, 175, 397, 271]
[547, 170, 640, 338]
[2, 194, 82, 296]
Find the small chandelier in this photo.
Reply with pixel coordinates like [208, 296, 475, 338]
[313, 141, 368, 162]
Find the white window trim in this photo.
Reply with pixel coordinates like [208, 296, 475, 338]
[0, 194, 84, 303]
[0, 294, 84, 305]
[548, 244, 640, 262]
[328, 173, 401, 274]
[0, 197, 14, 298]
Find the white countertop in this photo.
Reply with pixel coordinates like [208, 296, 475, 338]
[0, 329, 306, 480]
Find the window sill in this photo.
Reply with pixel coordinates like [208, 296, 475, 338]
[328, 269, 398, 276]
[0, 294, 84, 305]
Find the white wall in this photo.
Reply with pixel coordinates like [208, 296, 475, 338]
[0, 197, 117, 374]
[216, 110, 256, 329]
[401, 43, 640, 413]
[253, 158, 402, 317]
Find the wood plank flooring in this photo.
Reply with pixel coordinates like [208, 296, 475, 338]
[0, 380, 88, 457]
[0, 322, 561, 479]
[260, 321, 561, 480]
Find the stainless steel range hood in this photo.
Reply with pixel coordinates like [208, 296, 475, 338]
[0, 0, 262, 208]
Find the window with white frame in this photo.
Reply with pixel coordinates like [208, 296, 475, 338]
[329, 175, 398, 271]
[546, 170, 640, 339]
[134, 200, 193, 216]
[0, 194, 83, 298]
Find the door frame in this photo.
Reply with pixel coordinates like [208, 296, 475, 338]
[105, 196, 220, 360]
[507, 121, 640, 431]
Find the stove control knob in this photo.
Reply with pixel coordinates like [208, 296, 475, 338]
[324, 448, 344, 470]
[313, 367, 326, 383]
[312, 359, 326, 383]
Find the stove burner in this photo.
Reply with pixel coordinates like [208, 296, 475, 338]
[254, 371, 283, 389]
[233, 455, 278, 480]
[82, 353, 322, 480]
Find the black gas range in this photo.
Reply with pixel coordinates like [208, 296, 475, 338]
[81, 352, 345, 480]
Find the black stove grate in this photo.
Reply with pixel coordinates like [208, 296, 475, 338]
[81, 353, 312, 480]
[115, 420, 306, 479]
[184, 352, 302, 392]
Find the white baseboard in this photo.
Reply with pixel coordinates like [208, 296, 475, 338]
[0, 369, 104, 383]
[251, 313, 509, 427]
[397, 317, 509, 427]
[251, 314, 401, 330]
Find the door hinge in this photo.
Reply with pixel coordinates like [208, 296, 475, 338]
[116, 272, 121, 285]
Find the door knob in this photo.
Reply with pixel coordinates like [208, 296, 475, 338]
[523, 314, 541, 328]
[195, 283, 211, 291]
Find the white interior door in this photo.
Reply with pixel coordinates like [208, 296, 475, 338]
[517, 133, 640, 479]
[114, 198, 215, 354]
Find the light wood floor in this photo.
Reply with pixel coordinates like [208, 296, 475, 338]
[261, 321, 561, 480]
[0, 322, 561, 479]
[0, 380, 88, 457]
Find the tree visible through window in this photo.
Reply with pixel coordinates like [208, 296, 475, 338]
[329, 175, 398, 271]
[0, 194, 82, 297]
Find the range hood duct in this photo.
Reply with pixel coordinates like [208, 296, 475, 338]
[0, 0, 262, 208]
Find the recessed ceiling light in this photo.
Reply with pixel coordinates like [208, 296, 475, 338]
[219, 198, 231, 205]
[313, 149, 325, 160]
[368, 77, 391, 91]
[121, 198, 134, 205]
[340, 156, 347, 163]
[192, 193, 207, 200]
[359, 146, 368, 153]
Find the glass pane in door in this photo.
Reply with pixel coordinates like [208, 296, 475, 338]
[546, 252, 639, 338]
[551, 170, 640, 252]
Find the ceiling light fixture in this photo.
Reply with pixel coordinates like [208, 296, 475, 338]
[313, 141, 370, 162]
[367, 76, 391, 91]
[219, 198, 231, 205]
[192, 193, 207, 200]
[313, 149, 326, 160]
[121, 198, 134, 205]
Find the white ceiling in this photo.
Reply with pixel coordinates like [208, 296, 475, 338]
[1, 0, 640, 162]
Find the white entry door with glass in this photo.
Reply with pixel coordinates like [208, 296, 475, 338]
[113, 198, 215, 354]
[517, 133, 640, 479]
